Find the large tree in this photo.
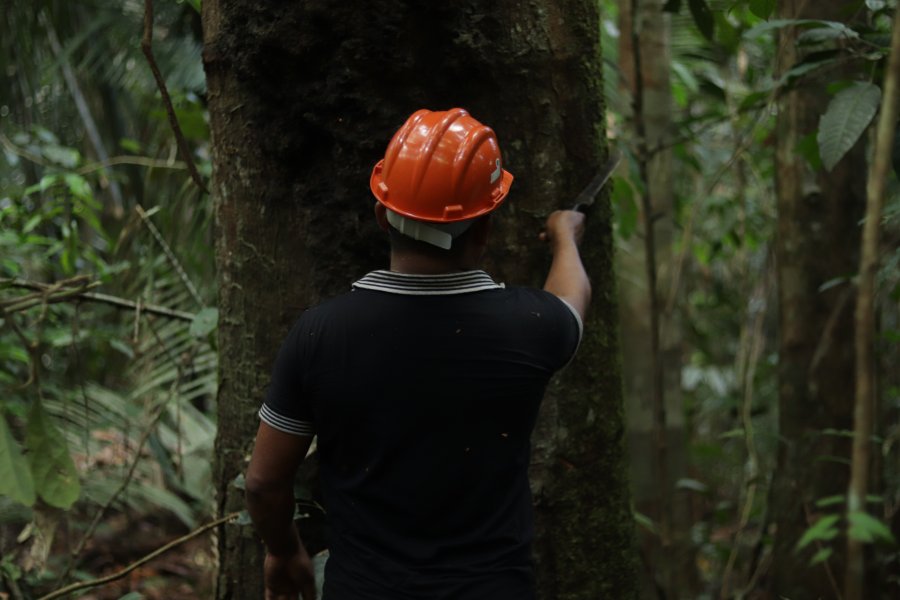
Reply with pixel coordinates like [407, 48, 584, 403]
[766, 1, 867, 597]
[202, 1, 637, 598]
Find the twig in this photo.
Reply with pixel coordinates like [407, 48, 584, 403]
[1, 132, 187, 175]
[720, 271, 770, 598]
[1, 278, 195, 322]
[37, 512, 239, 600]
[78, 156, 187, 175]
[140, 0, 208, 195]
[134, 204, 203, 307]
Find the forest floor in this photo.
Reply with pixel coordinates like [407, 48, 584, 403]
[50, 513, 216, 600]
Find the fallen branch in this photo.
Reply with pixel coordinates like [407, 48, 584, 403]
[141, 0, 208, 195]
[0, 279, 195, 322]
[37, 511, 240, 600]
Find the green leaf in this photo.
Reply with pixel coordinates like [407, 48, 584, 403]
[810, 547, 833, 565]
[633, 510, 657, 534]
[796, 514, 840, 551]
[675, 478, 708, 493]
[745, 19, 860, 41]
[26, 402, 80, 510]
[663, 0, 681, 12]
[688, 0, 714, 40]
[816, 495, 844, 508]
[190, 307, 218, 338]
[848, 511, 895, 544]
[64, 174, 92, 202]
[117, 593, 145, 600]
[748, 0, 775, 20]
[796, 132, 823, 171]
[42, 144, 80, 168]
[818, 82, 881, 171]
[0, 415, 36, 507]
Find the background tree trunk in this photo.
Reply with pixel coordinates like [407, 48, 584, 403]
[202, 1, 637, 598]
[766, 1, 867, 597]
[618, 0, 691, 596]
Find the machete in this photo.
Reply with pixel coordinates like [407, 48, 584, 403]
[572, 152, 622, 215]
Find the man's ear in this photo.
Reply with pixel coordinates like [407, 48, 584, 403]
[374, 202, 390, 232]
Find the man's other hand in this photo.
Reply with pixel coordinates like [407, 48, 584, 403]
[264, 547, 316, 600]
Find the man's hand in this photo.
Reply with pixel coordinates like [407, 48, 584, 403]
[539, 210, 586, 248]
[264, 547, 316, 600]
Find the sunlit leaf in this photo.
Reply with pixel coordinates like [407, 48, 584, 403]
[818, 82, 881, 171]
[26, 401, 81, 510]
[0, 415, 36, 507]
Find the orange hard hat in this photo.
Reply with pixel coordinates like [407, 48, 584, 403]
[370, 108, 514, 224]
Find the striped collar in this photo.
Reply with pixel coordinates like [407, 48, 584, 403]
[352, 270, 504, 296]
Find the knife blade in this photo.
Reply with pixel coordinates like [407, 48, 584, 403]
[572, 153, 621, 214]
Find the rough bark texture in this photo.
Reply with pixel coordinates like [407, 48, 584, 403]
[202, 1, 637, 598]
[767, 1, 867, 597]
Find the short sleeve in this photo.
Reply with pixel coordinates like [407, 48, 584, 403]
[538, 291, 583, 370]
[259, 318, 316, 437]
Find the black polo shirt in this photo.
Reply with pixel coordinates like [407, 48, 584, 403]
[260, 270, 582, 600]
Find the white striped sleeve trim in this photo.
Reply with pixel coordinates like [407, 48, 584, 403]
[556, 297, 584, 366]
[259, 403, 315, 437]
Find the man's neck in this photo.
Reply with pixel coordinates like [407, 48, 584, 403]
[389, 252, 478, 275]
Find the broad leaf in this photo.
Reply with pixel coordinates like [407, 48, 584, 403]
[26, 402, 81, 510]
[745, 19, 860, 41]
[848, 511, 895, 544]
[796, 514, 839, 551]
[190, 307, 219, 338]
[818, 82, 881, 171]
[0, 415, 36, 507]
[810, 547, 833, 565]
[748, 0, 775, 20]
[688, 0, 714, 40]
[663, 0, 681, 12]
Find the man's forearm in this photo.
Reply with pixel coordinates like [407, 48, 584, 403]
[543, 237, 591, 320]
[246, 483, 301, 556]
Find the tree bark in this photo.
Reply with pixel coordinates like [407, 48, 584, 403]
[203, 1, 637, 598]
[767, 1, 867, 597]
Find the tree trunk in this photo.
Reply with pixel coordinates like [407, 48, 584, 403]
[202, 1, 637, 598]
[767, 1, 867, 597]
[618, 0, 691, 596]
